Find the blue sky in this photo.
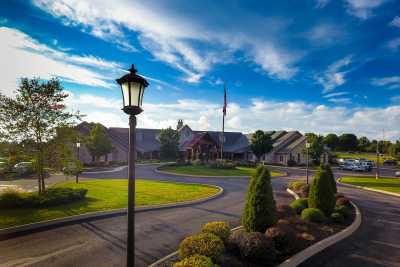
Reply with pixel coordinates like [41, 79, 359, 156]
[1, 0, 400, 140]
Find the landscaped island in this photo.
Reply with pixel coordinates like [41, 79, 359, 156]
[159, 164, 283, 177]
[0, 179, 219, 229]
[158, 165, 356, 267]
[340, 176, 400, 194]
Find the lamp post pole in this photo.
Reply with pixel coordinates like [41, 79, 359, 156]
[306, 142, 310, 185]
[127, 115, 136, 267]
[76, 142, 80, 184]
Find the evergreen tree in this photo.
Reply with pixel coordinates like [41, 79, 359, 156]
[242, 165, 277, 232]
[322, 164, 337, 194]
[159, 127, 180, 161]
[308, 166, 336, 216]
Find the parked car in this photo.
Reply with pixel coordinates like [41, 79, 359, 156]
[360, 161, 373, 171]
[13, 162, 34, 174]
[396, 171, 400, 177]
[351, 163, 369, 172]
[383, 159, 397, 166]
[339, 162, 354, 171]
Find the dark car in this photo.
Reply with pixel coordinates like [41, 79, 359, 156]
[383, 160, 397, 166]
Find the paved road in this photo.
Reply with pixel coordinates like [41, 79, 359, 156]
[0, 165, 292, 267]
[0, 165, 399, 267]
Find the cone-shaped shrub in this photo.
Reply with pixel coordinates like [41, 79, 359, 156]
[242, 165, 277, 232]
[308, 166, 335, 216]
[322, 164, 337, 194]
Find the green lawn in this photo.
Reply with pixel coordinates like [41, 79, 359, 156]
[159, 165, 283, 177]
[341, 176, 400, 194]
[334, 152, 396, 164]
[0, 179, 219, 229]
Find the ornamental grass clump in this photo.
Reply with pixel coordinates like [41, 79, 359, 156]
[308, 166, 336, 216]
[178, 233, 224, 263]
[242, 165, 277, 232]
[202, 221, 230, 242]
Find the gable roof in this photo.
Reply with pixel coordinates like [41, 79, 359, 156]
[108, 127, 161, 153]
[277, 135, 307, 154]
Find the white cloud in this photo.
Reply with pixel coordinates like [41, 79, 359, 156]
[371, 76, 400, 89]
[315, 55, 352, 93]
[323, 91, 349, 98]
[33, 0, 300, 82]
[327, 97, 352, 104]
[386, 37, 400, 51]
[389, 16, 400, 27]
[344, 0, 388, 20]
[315, 0, 330, 8]
[0, 27, 120, 96]
[305, 23, 343, 46]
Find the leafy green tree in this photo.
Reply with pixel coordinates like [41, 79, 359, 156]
[308, 166, 336, 216]
[306, 134, 324, 164]
[242, 165, 277, 232]
[159, 127, 180, 161]
[250, 130, 273, 162]
[357, 136, 370, 152]
[0, 78, 80, 193]
[323, 134, 339, 151]
[391, 140, 400, 160]
[338, 134, 358, 151]
[86, 124, 113, 162]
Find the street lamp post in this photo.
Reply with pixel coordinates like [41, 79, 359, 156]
[116, 64, 149, 267]
[306, 142, 310, 184]
[76, 141, 80, 183]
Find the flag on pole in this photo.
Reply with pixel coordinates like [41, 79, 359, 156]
[223, 84, 227, 116]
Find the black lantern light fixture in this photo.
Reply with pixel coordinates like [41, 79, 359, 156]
[117, 64, 149, 116]
[116, 64, 149, 267]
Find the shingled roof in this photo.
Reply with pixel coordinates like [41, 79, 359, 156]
[108, 128, 161, 153]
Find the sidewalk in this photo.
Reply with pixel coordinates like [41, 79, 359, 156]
[0, 174, 79, 192]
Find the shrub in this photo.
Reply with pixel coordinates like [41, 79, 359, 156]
[226, 229, 246, 254]
[173, 255, 216, 267]
[202, 221, 230, 242]
[299, 184, 310, 198]
[308, 166, 336, 216]
[178, 233, 224, 262]
[290, 198, 308, 214]
[192, 159, 203, 166]
[335, 205, 352, 220]
[238, 231, 276, 264]
[322, 164, 337, 194]
[331, 212, 345, 224]
[209, 159, 236, 169]
[242, 165, 277, 232]
[301, 208, 326, 223]
[336, 197, 351, 208]
[265, 225, 297, 257]
[288, 181, 305, 191]
[276, 204, 296, 219]
[0, 187, 87, 209]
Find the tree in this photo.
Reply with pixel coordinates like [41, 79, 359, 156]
[391, 140, 400, 160]
[47, 126, 79, 171]
[358, 136, 370, 152]
[322, 164, 337, 194]
[323, 134, 339, 151]
[86, 124, 113, 162]
[250, 130, 273, 162]
[0, 78, 80, 193]
[159, 127, 180, 161]
[242, 165, 277, 232]
[306, 134, 324, 164]
[338, 134, 358, 151]
[308, 166, 336, 216]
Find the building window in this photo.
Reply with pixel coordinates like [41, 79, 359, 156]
[279, 155, 283, 162]
[297, 153, 301, 162]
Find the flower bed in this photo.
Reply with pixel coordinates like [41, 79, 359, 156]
[152, 165, 356, 267]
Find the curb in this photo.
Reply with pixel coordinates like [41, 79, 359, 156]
[155, 166, 287, 178]
[148, 226, 244, 267]
[337, 178, 400, 198]
[280, 187, 362, 267]
[0, 183, 223, 238]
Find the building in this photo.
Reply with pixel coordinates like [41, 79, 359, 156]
[75, 121, 309, 166]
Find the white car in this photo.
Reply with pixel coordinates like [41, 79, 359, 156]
[13, 162, 33, 173]
[396, 171, 400, 177]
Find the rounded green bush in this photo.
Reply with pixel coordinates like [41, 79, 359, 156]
[242, 165, 277, 232]
[335, 205, 352, 219]
[179, 233, 224, 262]
[238, 231, 276, 265]
[202, 221, 230, 242]
[331, 212, 345, 224]
[290, 198, 308, 214]
[308, 166, 336, 216]
[301, 208, 326, 223]
[173, 255, 217, 267]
